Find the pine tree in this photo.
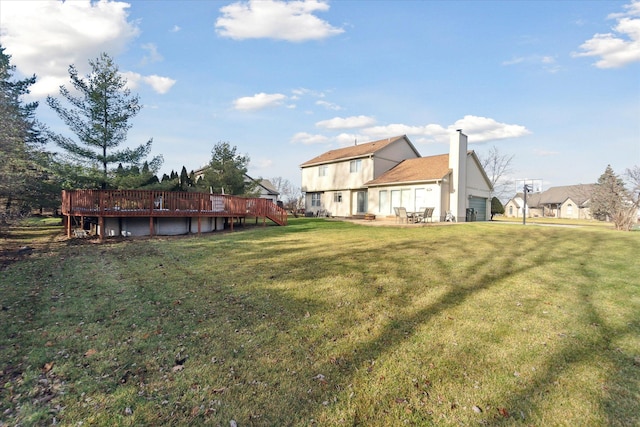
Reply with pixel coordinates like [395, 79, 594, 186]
[591, 165, 625, 220]
[201, 141, 256, 195]
[46, 53, 162, 189]
[591, 165, 637, 230]
[0, 45, 52, 222]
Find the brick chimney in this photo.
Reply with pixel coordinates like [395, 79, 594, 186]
[449, 130, 468, 222]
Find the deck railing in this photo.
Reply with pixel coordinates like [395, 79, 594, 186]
[61, 189, 287, 226]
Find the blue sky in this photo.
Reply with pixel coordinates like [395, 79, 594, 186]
[1, 0, 639, 192]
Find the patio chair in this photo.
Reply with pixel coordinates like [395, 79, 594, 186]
[423, 207, 435, 223]
[415, 207, 435, 223]
[397, 207, 410, 224]
[394, 207, 400, 223]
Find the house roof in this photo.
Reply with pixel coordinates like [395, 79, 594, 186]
[528, 184, 595, 207]
[258, 179, 279, 195]
[300, 135, 414, 167]
[365, 154, 451, 186]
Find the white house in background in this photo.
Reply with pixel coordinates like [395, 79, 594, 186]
[194, 167, 279, 202]
[300, 132, 492, 222]
[504, 196, 525, 219]
[505, 184, 595, 219]
[254, 178, 279, 203]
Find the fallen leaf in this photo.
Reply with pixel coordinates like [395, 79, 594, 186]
[472, 405, 482, 413]
[45, 341, 54, 347]
[43, 362, 54, 373]
[172, 364, 184, 372]
[84, 348, 98, 357]
[498, 407, 509, 418]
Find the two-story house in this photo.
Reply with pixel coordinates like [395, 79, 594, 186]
[300, 131, 492, 221]
[300, 135, 421, 217]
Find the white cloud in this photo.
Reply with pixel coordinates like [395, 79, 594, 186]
[0, 0, 140, 97]
[363, 123, 449, 143]
[450, 115, 531, 143]
[502, 55, 561, 73]
[171, 25, 181, 33]
[143, 75, 176, 94]
[291, 132, 329, 145]
[573, 0, 640, 68]
[122, 71, 177, 94]
[215, 0, 344, 42]
[140, 43, 163, 65]
[233, 92, 287, 111]
[318, 115, 529, 145]
[316, 115, 376, 129]
[315, 100, 342, 111]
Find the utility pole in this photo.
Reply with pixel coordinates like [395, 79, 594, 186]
[523, 184, 532, 225]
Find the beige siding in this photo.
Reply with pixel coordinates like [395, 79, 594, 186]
[302, 157, 374, 193]
[374, 140, 420, 177]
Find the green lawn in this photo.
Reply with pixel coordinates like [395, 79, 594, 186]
[1, 218, 638, 426]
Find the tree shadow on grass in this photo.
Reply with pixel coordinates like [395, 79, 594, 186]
[3, 221, 638, 425]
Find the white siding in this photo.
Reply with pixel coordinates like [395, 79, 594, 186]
[368, 183, 445, 220]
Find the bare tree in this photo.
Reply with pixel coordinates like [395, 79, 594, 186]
[478, 146, 515, 201]
[270, 176, 302, 211]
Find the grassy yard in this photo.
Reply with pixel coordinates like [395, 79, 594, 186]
[1, 218, 638, 426]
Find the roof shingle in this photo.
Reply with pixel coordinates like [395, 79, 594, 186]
[300, 135, 407, 167]
[366, 154, 451, 185]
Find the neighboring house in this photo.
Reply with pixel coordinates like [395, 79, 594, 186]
[504, 196, 525, 218]
[504, 184, 595, 219]
[254, 178, 279, 203]
[193, 167, 279, 202]
[300, 132, 492, 222]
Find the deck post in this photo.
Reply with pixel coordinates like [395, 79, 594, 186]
[149, 216, 154, 237]
[197, 216, 201, 235]
[98, 216, 104, 241]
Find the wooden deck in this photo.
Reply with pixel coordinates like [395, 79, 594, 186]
[61, 189, 287, 239]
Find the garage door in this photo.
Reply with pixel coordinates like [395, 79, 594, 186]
[469, 197, 487, 221]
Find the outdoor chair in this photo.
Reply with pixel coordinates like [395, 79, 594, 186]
[422, 207, 435, 223]
[415, 207, 435, 223]
[397, 207, 410, 224]
[394, 207, 400, 223]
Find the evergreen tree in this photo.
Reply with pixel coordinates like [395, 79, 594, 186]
[591, 165, 637, 231]
[0, 45, 53, 222]
[179, 166, 191, 191]
[46, 53, 162, 189]
[591, 165, 626, 221]
[490, 196, 505, 220]
[201, 141, 256, 195]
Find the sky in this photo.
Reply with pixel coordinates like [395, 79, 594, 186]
[1, 0, 639, 193]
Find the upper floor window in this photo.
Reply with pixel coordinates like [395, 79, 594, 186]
[350, 159, 362, 173]
[318, 165, 328, 177]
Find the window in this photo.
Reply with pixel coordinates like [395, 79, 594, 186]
[379, 190, 389, 214]
[333, 192, 342, 203]
[318, 165, 328, 177]
[509, 206, 513, 216]
[311, 193, 321, 207]
[350, 159, 362, 173]
[567, 203, 573, 216]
